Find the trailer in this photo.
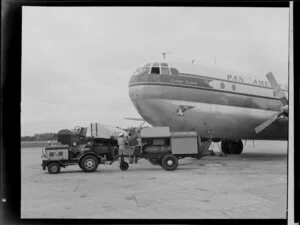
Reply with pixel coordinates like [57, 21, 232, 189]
[119, 127, 200, 171]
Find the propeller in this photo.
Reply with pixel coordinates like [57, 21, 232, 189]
[255, 72, 288, 134]
[266, 72, 288, 106]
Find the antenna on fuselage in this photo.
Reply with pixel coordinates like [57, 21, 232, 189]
[162, 51, 173, 59]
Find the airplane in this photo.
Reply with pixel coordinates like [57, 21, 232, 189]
[128, 62, 288, 155]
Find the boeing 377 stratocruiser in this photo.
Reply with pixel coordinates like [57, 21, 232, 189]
[128, 62, 288, 155]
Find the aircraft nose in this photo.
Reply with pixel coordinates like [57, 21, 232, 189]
[128, 73, 136, 100]
[128, 75, 139, 101]
[128, 66, 151, 101]
[128, 73, 136, 87]
[128, 68, 148, 87]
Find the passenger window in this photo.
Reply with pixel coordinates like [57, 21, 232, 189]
[232, 84, 236, 91]
[151, 67, 160, 74]
[161, 67, 170, 75]
[170, 68, 179, 75]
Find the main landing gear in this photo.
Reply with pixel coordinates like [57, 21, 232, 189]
[221, 140, 243, 154]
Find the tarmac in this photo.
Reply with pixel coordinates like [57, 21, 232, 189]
[21, 140, 287, 219]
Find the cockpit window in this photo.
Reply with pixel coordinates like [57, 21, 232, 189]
[170, 68, 179, 75]
[138, 63, 180, 76]
[161, 67, 170, 75]
[133, 67, 149, 76]
[143, 67, 150, 74]
[151, 67, 160, 74]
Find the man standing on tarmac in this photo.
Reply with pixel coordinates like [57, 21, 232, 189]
[118, 133, 126, 157]
[128, 132, 139, 164]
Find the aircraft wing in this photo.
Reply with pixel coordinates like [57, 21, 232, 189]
[124, 117, 145, 121]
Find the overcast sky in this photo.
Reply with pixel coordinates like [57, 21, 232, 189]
[21, 7, 289, 136]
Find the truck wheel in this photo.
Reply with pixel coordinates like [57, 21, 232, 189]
[80, 155, 98, 172]
[106, 146, 119, 161]
[47, 162, 61, 174]
[120, 161, 129, 171]
[161, 155, 178, 171]
[148, 158, 161, 166]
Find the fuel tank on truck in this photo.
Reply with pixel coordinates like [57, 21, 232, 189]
[142, 145, 171, 154]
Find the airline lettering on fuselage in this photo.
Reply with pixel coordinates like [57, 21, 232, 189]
[227, 74, 244, 83]
[227, 74, 270, 88]
[171, 79, 197, 86]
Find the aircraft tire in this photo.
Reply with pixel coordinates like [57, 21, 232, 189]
[47, 162, 61, 174]
[221, 140, 243, 154]
[161, 155, 178, 171]
[230, 140, 243, 154]
[221, 140, 231, 154]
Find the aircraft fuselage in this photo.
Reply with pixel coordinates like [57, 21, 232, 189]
[128, 63, 288, 140]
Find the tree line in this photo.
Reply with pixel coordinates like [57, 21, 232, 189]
[21, 133, 58, 142]
[21, 126, 147, 142]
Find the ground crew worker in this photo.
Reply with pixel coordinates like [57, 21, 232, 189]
[127, 133, 134, 164]
[118, 133, 126, 157]
[129, 133, 139, 164]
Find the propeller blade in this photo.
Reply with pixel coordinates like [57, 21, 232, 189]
[255, 112, 281, 134]
[266, 72, 288, 106]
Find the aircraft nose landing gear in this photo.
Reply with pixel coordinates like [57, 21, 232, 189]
[221, 140, 243, 154]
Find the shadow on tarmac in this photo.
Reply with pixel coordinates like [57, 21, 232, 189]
[238, 152, 287, 161]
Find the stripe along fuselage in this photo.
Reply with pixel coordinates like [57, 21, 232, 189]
[128, 62, 288, 140]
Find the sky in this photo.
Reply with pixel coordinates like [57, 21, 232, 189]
[21, 7, 289, 136]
